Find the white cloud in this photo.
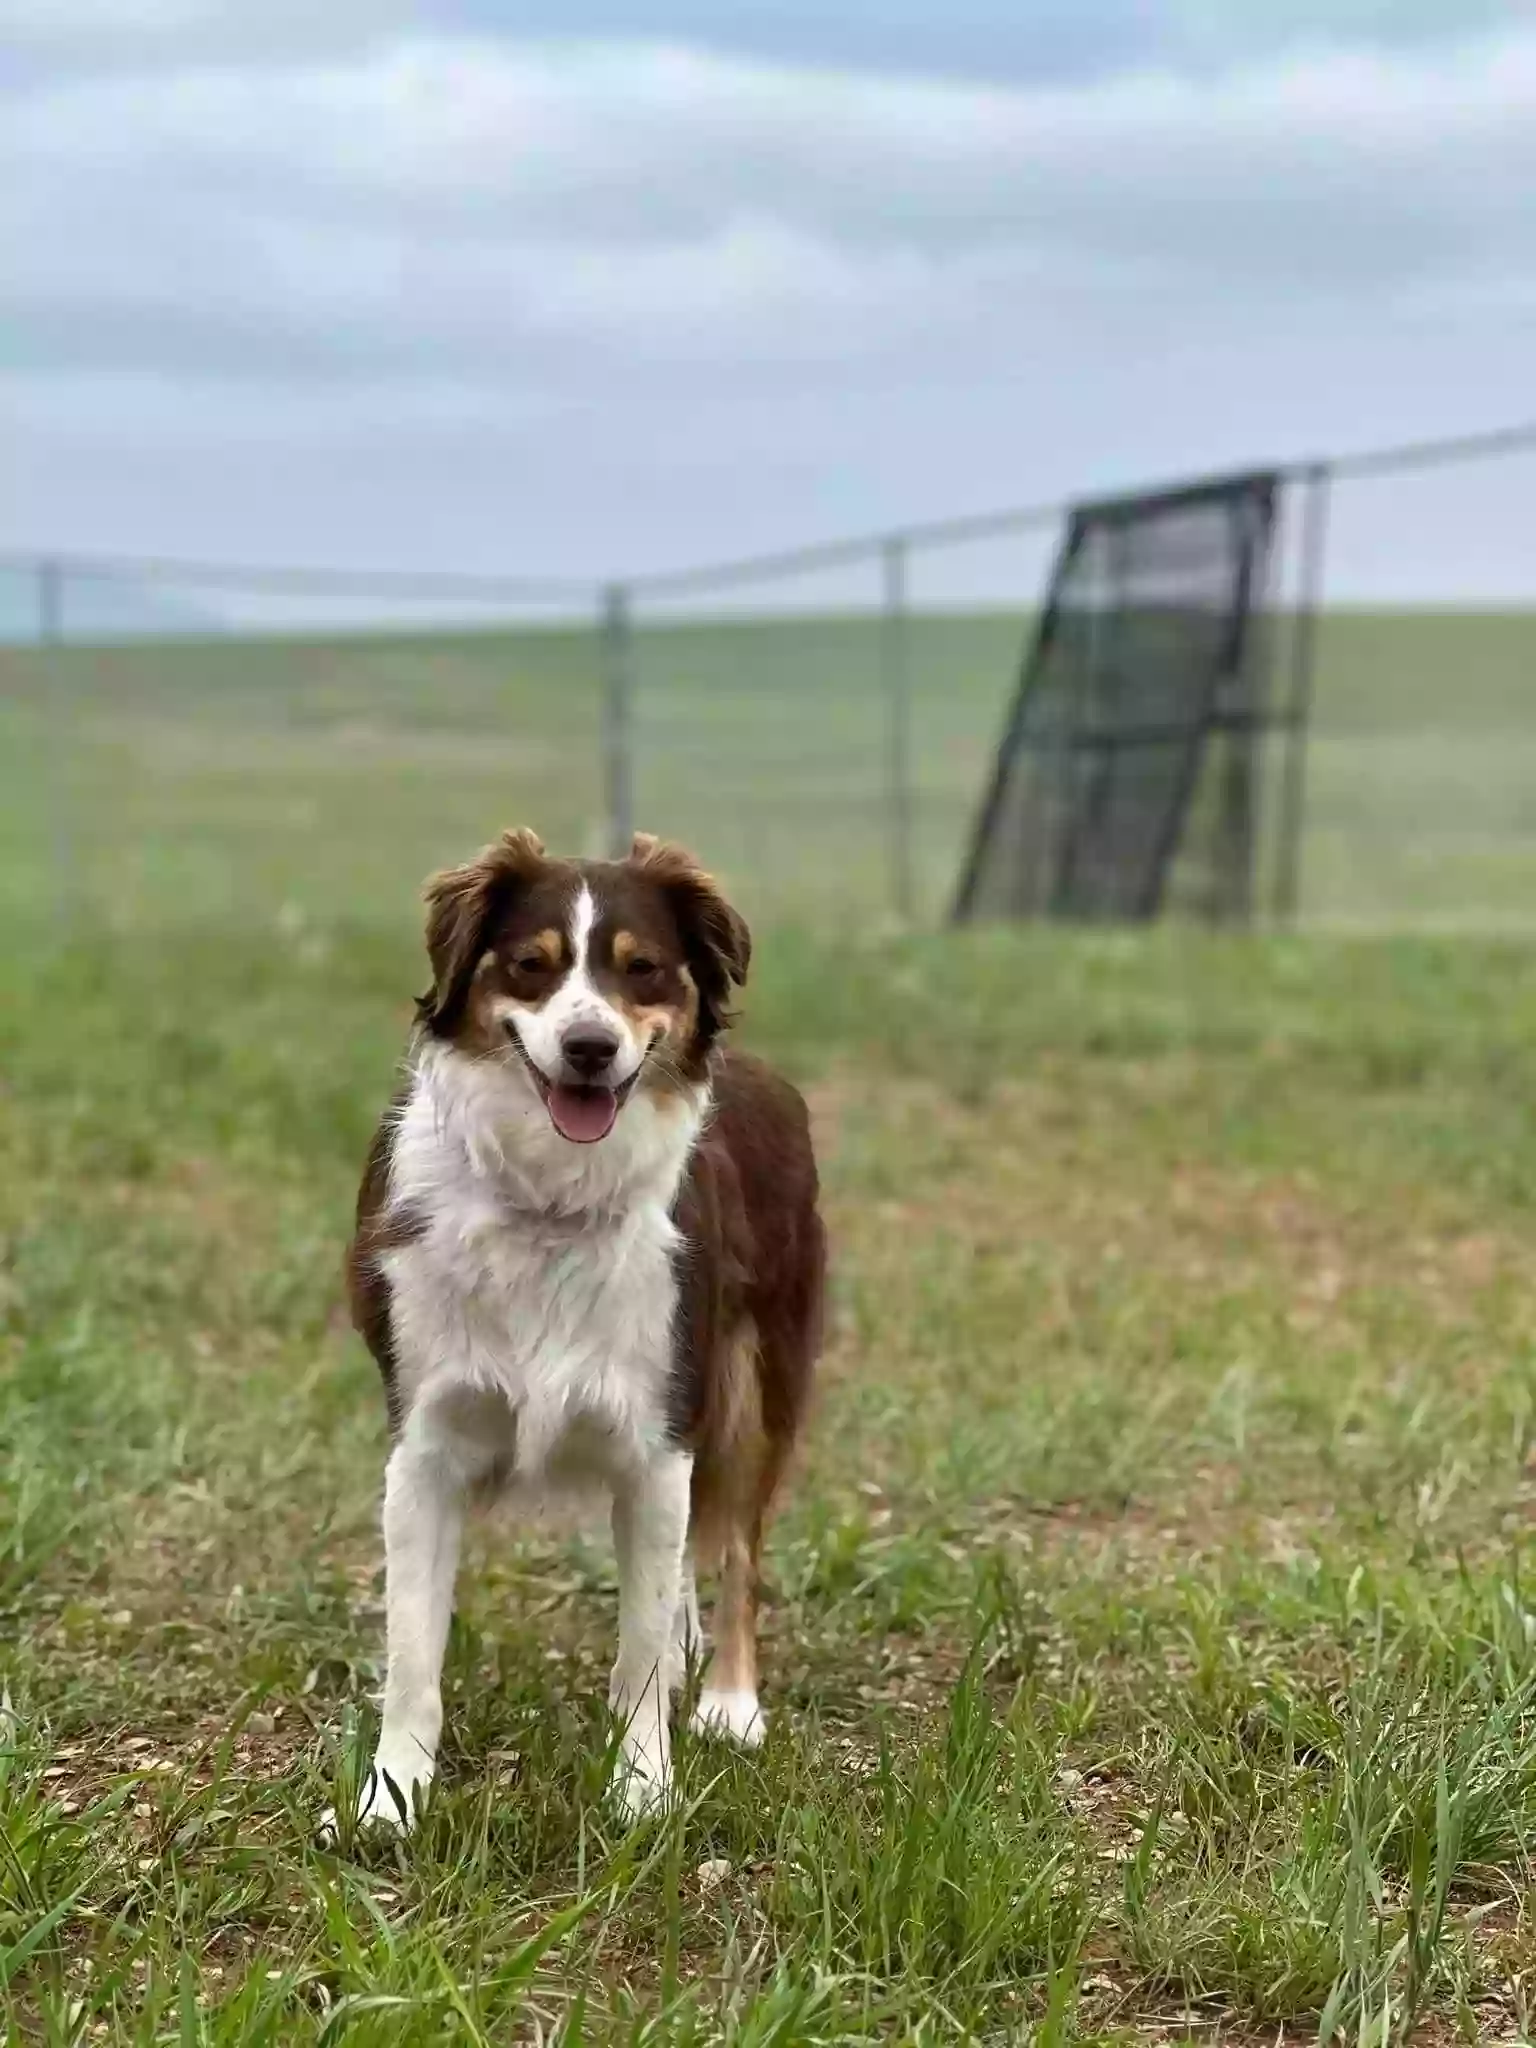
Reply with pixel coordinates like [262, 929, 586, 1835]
[4, 28, 1535, 387]
[3, 23, 1535, 591]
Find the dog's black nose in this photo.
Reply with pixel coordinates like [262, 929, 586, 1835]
[561, 1026, 621, 1079]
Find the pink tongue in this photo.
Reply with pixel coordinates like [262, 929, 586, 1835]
[546, 1084, 619, 1144]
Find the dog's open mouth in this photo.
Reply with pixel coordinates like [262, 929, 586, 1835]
[542, 1081, 622, 1145]
[504, 1025, 646, 1144]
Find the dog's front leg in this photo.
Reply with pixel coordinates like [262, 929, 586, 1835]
[351, 1423, 469, 1832]
[609, 1447, 692, 1821]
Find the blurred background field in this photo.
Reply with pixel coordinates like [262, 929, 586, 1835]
[4, 603, 1536, 940]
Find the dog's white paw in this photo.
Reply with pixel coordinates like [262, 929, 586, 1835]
[611, 1743, 671, 1825]
[690, 1688, 765, 1748]
[320, 1753, 432, 1842]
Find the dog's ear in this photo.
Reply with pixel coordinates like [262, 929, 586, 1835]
[417, 827, 547, 1034]
[628, 832, 750, 1046]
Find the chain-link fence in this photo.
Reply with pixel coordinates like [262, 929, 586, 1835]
[1295, 431, 1536, 930]
[617, 518, 1059, 928]
[0, 567, 603, 941]
[3, 421, 1534, 938]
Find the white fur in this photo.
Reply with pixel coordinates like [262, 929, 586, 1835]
[345, 1028, 715, 1834]
[610, 1452, 694, 1814]
[692, 1688, 766, 1748]
[674, 1547, 703, 1666]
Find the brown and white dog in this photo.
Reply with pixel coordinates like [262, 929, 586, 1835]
[340, 828, 824, 1826]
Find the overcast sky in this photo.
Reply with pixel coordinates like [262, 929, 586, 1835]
[4, 0, 1536, 604]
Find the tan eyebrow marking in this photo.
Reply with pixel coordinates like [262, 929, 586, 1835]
[510, 928, 564, 967]
[612, 930, 641, 968]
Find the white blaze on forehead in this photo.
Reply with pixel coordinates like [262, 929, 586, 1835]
[554, 883, 604, 1019]
[569, 883, 597, 975]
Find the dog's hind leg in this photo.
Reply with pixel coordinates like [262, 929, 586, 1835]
[689, 1352, 777, 1750]
[690, 1503, 768, 1748]
[690, 1283, 818, 1750]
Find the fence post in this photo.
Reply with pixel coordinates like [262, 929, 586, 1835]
[601, 582, 636, 859]
[39, 557, 76, 931]
[881, 535, 915, 922]
[1273, 463, 1331, 925]
[39, 557, 62, 645]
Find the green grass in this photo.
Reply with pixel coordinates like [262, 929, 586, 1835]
[7, 613, 1536, 2039]
[5, 605, 1536, 934]
[1301, 611, 1536, 930]
[8, 906, 1536, 2041]
[0, 614, 1017, 934]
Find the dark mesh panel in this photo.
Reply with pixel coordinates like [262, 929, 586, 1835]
[954, 473, 1278, 925]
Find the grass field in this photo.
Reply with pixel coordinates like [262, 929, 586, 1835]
[7, 619, 1536, 2040]
[3, 605, 1536, 932]
[9, 910, 1536, 2042]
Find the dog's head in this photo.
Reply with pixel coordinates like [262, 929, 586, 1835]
[416, 828, 750, 1143]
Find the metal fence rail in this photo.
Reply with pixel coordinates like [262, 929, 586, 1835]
[4, 417, 1536, 934]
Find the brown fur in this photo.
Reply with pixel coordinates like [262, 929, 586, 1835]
[417, 826, 551, 1037]
[671, 1050, 824, 1700]
[345, 1080, 421, 1439]
[671, 1051, 822, 1528]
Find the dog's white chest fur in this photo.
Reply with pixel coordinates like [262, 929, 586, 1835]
[381, 1044, 703, 1485]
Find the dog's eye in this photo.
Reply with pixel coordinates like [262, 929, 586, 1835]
[627, 957, 660, 978]
[514, 954, 549, 975]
